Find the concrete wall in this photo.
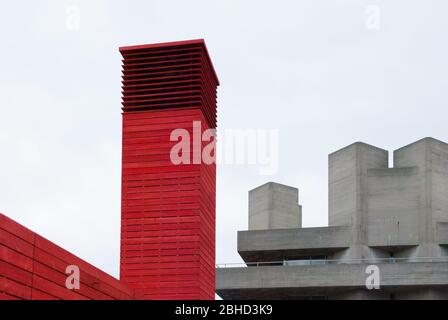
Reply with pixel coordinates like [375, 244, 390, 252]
[328, 142, 388, 260]
[328, 142, 388, 228]
[393, 138, 448, 258]
[329, 289, 388, 300]
[367, 167, 420, 246]
[328, 138, 448, 259]
[239, 226, 350, 252]
[249, 182, 302, 230]
[395, 288, 448, 300]
[437, 222, 448, 245]
[238, 226, 350, 262]
[217, 262, 448, 300]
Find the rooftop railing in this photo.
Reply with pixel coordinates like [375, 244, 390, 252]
[216, 256, 448, 268]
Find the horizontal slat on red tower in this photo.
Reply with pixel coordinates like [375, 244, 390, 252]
[120, 39, 219, 300]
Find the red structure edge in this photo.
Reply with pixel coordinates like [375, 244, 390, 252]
[0, 212, 137, 300]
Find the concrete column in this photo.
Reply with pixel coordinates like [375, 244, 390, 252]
[248, 182, 302, 230]
[328, 142, 388, 260]
[394, 137, 448, 258]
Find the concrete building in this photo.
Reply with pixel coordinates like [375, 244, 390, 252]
[217, 137, 448, 300]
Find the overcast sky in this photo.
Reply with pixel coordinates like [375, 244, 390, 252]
[1, 0, 448, 277]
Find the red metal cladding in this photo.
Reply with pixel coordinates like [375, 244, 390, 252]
[0, 213, 137, 300]
[119, 39, 219, 300]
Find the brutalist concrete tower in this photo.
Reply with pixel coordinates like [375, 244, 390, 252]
[119, 40, 219, 300]
[217, 138, 448, 300]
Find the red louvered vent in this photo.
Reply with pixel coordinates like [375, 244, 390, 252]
[120, 40, 219, 128]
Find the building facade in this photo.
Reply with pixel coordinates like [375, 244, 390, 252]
[217, 137, 448, 300]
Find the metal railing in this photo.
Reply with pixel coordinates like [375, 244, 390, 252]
[216, 256, 448, 268]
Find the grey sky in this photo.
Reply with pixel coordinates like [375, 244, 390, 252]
[1, 0, 447, 277]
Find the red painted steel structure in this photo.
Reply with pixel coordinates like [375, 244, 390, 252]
[0, 39, 218, 300]
[119, 39, 219, 300]
[0, 213, 136, 300]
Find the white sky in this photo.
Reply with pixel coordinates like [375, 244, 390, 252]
[1, 0, 448, 278]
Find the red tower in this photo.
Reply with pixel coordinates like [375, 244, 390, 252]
[119, 39, 219, 300]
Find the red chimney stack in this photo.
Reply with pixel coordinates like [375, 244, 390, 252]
[119, 39, 219, 300]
